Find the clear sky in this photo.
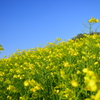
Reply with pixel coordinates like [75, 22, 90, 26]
[0, 0, 100, 58]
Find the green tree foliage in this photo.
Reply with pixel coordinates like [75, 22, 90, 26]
[71, 32, 100, 41]
[0, 44, 4, 51]
[0, 44, 4, 54]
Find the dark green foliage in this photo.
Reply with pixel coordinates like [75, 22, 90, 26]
[71, 32, 100, 41]
[71, 33, 87, 41]
[89, 32, 100, 35]
[0, 44, 4, 54]
[0, 44, 4, 51]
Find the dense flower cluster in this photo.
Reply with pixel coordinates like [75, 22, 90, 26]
[0, 18, 100, 100]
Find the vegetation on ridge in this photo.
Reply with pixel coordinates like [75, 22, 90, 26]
[71, 32, 100, 41]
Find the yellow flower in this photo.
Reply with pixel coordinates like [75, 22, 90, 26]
[83, 34, 88, 37]
[46, 66, 50, 69]
[64, 62, 70, 67]
[7, 85, 17, 92]
[76, 70, 81, 74]
[13, 75, 18, 78]
[3, 55, 6, 57]
[94, 62, 99, 65]
[88, 70, 94, 76]
[56, 37, 61, 41]
[82, 56, 87, 61]
[17, 49, 20, 51]
[55, 90, 60, 94]
[20, 96, 26, 100]
[63, 93, 69, 98]
[30, 85, 41, 92]
[39, 44, 42, 46]
[14, 63, 19, 66]
[71, 80, 78, 87]
[0, 72, 5, 76]
[94, 19, 100, 23]
[60, 69, 65, 78]
[88, 80, 97, 91]
[88, 17, 95, 23]
[88, 17, 100, 23]
[48, 43, 54, 45]
[95, 90, 100, 100]
[7, 96, 12, 99]
[54, 86, 60, 94]
[83, 68, 89, 73]
[24, 81, 29, 86]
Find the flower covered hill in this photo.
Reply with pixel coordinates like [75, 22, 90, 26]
[1, 33, 100, 100]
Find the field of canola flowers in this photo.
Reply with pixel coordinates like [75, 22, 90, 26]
[1, 17, 100, 100]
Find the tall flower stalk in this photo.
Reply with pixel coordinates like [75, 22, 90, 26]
[82, 17, 100, 34]
[88, 17, 100, 34]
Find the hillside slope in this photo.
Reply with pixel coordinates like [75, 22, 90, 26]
[0, 33, 100, 100]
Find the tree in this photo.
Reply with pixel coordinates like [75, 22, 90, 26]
[0, 44, 4, 54]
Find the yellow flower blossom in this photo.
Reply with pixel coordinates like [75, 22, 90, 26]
[70, 80, 78, 87]
[24, 81, 29, 86]
[94, 62, 99, 65]
[94, 90, 100, 100]
[56, 37, 61, 41]
[3, 55, 6, 57]
[17, 49, 20, 51]
[64, 62, 70, 67]
[60, 69, 65, 78]
[76, 70, 81, 74]
[7, 96, 12, 99]
[94, 19, 100, 23]
[63, 93, 69, 98]
[0, 72, 5, 76]
[83, 68, 89, 73]
[88, 17, 100, 23]
[19, 96, 26, 100]
[14, 63, 19, 66]
[88, 70, 95, 76]
[82, 56, 87, 61]
[7, 85, 17, 92]
[30, 86, 40, 92]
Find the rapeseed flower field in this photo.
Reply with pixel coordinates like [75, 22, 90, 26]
[0, 17, 100, 100]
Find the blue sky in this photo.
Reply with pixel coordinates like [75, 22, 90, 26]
[0, 0, 100, 58]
